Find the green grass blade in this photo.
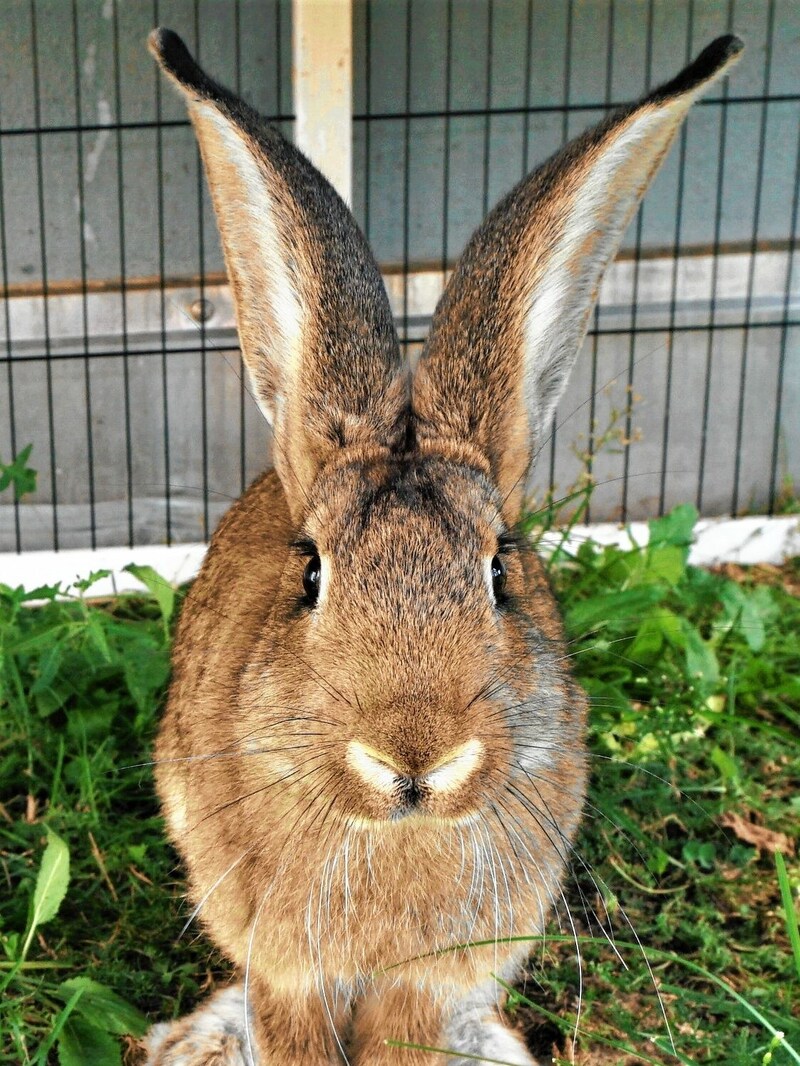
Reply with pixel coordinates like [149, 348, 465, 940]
[776, 851, 800, 983]
[383, 934, 800, 1064]
[492, 976, 693, 1066]
[385, 1039, 530, 1065]
[32, 985, 84, 1066]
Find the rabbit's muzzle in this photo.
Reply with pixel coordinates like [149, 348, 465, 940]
[345, 737, 485, 823]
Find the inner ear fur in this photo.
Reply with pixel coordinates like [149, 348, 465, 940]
[412, 35, 743, 522]
[149, 28, 409, 521]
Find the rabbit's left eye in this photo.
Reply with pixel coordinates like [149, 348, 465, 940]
[490, 555, 507, 599]
[303, 555, 321, 604]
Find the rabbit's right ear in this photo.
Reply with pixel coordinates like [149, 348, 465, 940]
[149, 30, 408, 521]
[412, 36, 743, 520]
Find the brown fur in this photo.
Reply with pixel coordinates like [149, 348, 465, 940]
[146, 28, 742, 1066]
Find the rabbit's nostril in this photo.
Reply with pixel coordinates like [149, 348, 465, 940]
[398, 776, 423, 807]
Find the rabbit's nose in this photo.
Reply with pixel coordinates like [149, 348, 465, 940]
[345, 739, 483, 797]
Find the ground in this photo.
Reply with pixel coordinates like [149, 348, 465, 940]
[1, 508, 798, 1065]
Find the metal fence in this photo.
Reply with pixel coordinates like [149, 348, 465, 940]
[1, 0, 798, 553]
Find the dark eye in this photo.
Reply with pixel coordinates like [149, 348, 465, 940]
[490, 555, 507, 599]
[303, 555, 321, 604]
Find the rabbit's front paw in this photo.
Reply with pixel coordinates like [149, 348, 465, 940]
[445, 1015, 539, 1066]
[144, 984, 258, 1066]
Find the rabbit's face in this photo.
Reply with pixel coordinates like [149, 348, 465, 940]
[151, 27, 740, 854]
[241, 451, 586, 834]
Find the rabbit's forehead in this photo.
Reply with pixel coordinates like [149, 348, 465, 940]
[307, 457, 501, 556]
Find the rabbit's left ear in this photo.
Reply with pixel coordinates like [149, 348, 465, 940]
[149, 30, 408, 522]
[412, 36, 743, 520]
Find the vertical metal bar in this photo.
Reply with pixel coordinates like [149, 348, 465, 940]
[276, 0, 284, 133]
[559, 4, 573, 153]
[401, 0, 412, 344]
[481, 0, 494, 218]
[658, 0, 694, 517]
[521, 0, 533, 175]
[30, 0, 59, 550]
[153, 0, 172, 544]
[0, 136, 20, 551]
[548, 0, 574, 499]
[363, 0, 372, 243]
[620, 0, 654, 523]
[731, 0, 776, 515]
[235, 0, 246, 495]
[111, 1, 135, 546]
[71, 0, 97, 549]
[697, 0, 734, 513]
[193, 0, 210, 539]
[586, 0, 616, 525]
[440, 0, 453, 278]
[767, 114, 800, 512]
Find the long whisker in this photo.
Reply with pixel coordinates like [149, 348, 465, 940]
[179, 848, 252, 939]
[512, 770, 675, 1050]
[186, 750, 335, 833]
[292, 652, 353, 708]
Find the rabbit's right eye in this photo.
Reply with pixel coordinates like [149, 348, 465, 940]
[491, 555, 507, 600]
[302, 555, 322, 604]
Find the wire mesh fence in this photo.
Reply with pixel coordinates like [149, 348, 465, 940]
[0, 0, 798, 553]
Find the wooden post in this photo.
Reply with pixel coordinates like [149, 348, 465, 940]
[292, 0, 353, 205]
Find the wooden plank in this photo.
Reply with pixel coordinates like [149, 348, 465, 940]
[292, 0, 353, 204]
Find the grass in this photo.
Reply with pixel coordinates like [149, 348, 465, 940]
[0, 485, 798, 1064]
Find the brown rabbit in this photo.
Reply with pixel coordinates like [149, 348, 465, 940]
[145, 29, 742, 1066]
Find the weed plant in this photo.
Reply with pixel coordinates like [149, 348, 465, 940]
[0, 468, 798, 1064]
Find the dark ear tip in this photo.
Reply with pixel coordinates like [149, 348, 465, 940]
[148, 27, 205, 91]
[703, 33, 745, 68]
[652, 34, 744, 102]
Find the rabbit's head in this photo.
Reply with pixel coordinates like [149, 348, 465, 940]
[150, 30, 741, 861]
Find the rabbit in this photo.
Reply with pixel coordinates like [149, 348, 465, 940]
[144, 27, 742, 1066]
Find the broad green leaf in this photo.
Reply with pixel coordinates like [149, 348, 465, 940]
[719, 582, 767, 650]
[710, 746, 739, 782]
[655, 608, 684, 647]
[21, 830, 70, 960]
[682, 840, 716, 870]
[87, 614, 114, 663]
[32, 830, 70, 927]
[20, 583, 63, 602]
[72, 569, 112, 594]
[35, 678, 73, 718]
[123, 634, 170, 713]
[58, 1017, 122, 1066]
[0, 443, 37, 500]
[641, 544, 687, 587]
[681, 619, 719, 686]
[629, 605, 684, 661]
[58, 977, 148, 1037]
[124, 564, 174, 625]
[30, 639, 66, 695]
[648, 503, 697, 547]
[629, 614, 664, 662]
[646, 847, 670, 877]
